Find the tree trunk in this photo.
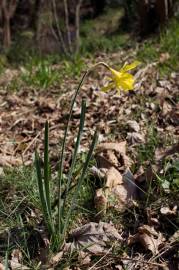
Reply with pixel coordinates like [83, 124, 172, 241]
[138, 0, 174, 36]
[3, 14, 11, 48]
[91, 0, 106, 16]
[155, 0, 174, 23]
[75, 0, 82, 53]
[1, 0, 18, 49]
[31, 0, 43, 42]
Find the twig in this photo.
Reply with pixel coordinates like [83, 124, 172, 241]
[22, 131, 41, 156]
[119, 257, 167, 268]
[51, 0, 68, 55]
[149, 240, 179, 262]
[88, 246, 113, 270]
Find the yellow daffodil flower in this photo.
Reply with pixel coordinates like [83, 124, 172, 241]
[102, 60, 140, 94]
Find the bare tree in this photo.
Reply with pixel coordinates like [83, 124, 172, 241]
[31, 0, 43, 42]
[50, 0, 83, 55]
[0, 0, 18, 49]
[137, 0, 174, 36]
[75, 0, 82, 54]
[51, 0, 68, 55]
[63, 0, 72, 53]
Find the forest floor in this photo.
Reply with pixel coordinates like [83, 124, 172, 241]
[0, 18, 179, 270]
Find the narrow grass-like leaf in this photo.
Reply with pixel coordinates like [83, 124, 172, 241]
[57, 71, 88, 233]
[35, 151, 46, 217]
[5, 251, 8, 270]
[5, 232, 9, 270]
[35, 150, 53, 233]
[44, 121, 51, 219]
[62, 99, 86, 214]
[63, 130, 98, 236]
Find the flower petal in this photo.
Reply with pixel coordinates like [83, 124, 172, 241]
[120, 61, 141, 72]
[116, 73, 135, 91]
[101, 82, 115, 92]
[109, 68, 122, 80]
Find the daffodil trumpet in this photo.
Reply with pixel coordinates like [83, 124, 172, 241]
[98, 60, 141, 94]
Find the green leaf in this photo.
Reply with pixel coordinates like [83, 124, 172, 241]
[44, 121, 52, 219]
[63, 130, 98, 236]
[62, 99, 86, 214]
[57, 71, 88, 234]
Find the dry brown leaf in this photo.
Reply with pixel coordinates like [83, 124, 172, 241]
[105, 167, 123, 188]
[123, 169, 137, 199]
[106, 150, 119, 167]
[127, 120, 140, 132]
[11, 249, 23, 263]
[94, 188, 107, 215]
[0, 155, 22, 166]
[162, 101, 173, 115]
[115, 265, 123, 270]
[154, 86, 166, 97]
[10, 259, 30, 270]
[110, 169, 136, 211]
[146, 208, 160, 227]
[169, 230, 179, 243]
[127, 132, 145, 144]
[90, 166, 106, 179]
[36, 97, 57, 112]
[155, 144, 179, 162]
[128, 225, 165, 255]
[111, 185, 128, 208]
[0, 69, 19, 85]
[160, 205, 177, 216]
[95, 167, 136, 213]
[78, 251, 91, 266]
[159, 52, 170, 63]
[71, 222, 122, 254]
[94, 139, 136, 213]
[48, 243, 73, 267]
[158, 79, 172, 89]
[50, 251, 64, 266]
[0, 263, 5, 270]
[96, 141, 132, 170]
[169, 107, 179, 126]
[97, 141, 126, 155]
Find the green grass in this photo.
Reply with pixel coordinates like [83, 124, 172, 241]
[0, 153, 96, 259]
[0, 6, 130, 91]
[3, 55, 86, 91]
[0, 55, 7, 75]
[80, 7, 131, 54]
[21, 59, 59, 89]
[0, 166, 42, 267]
[0, 166, 40, 224]
[0, 6, 129, 91]
[1, 10, 179, 92]
[60, 56, 86, 78]
[138, 17, 179, 75]
[10, 15, 179, 90]
[137, 126, 159, 166]
[156, 156, 179, 192]
[81, 33, 130, 54]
